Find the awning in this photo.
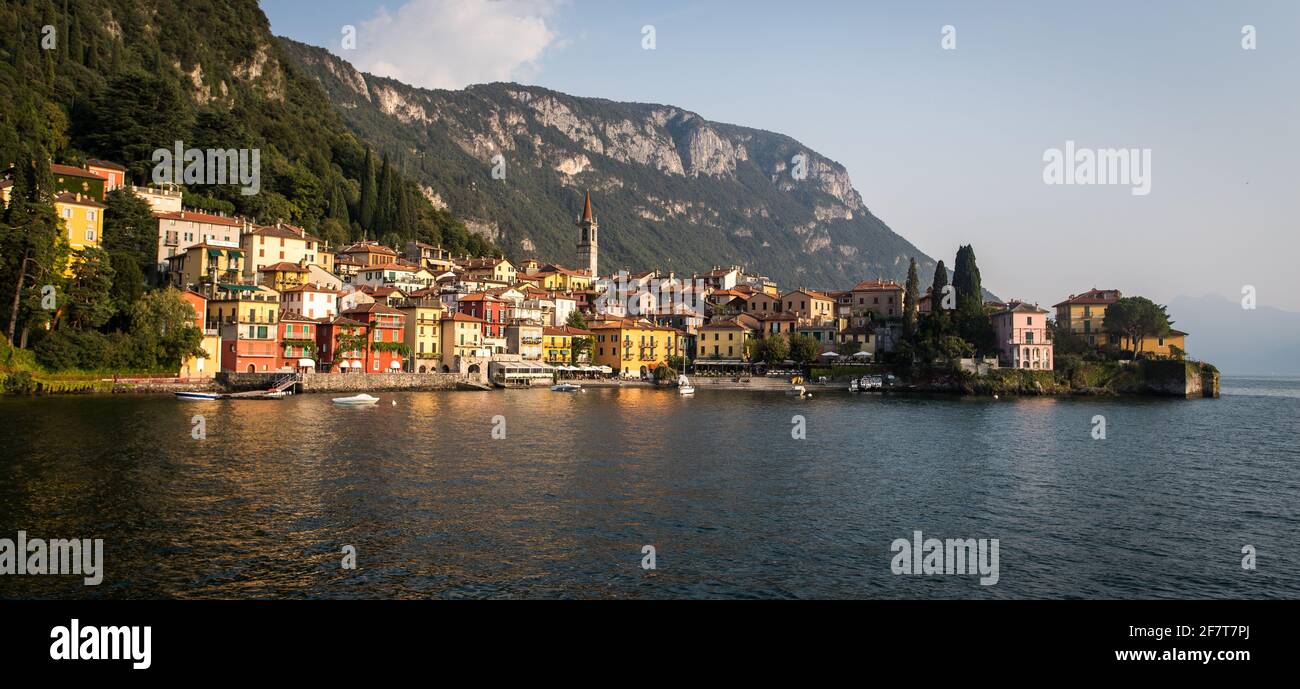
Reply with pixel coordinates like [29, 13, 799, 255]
[819, 351, 839, 357]
[596, 366, 612, 373]
[339, 361, 350, 369]
[389, 361, 401, 369]
[297, 358, 314, 367]
[226, 250, 242, 259]
[351, 360, 363, 367]
[851, 351, 871, 358]
[207, 249, 222, 258]
[217, 283, 259, 292]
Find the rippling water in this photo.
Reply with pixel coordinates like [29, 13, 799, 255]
[1, 377, 1297, 599]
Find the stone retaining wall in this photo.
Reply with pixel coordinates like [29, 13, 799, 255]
[218, 371, 471, 393]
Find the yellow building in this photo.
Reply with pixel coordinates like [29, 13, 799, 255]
[780, 288, 836, 324]
[1054, 289, 1123, 346]
[589, 319, 686, 377]
[1055, 288, 1189, 357]
[439, 311, 485, 366]
[257, 261, 311, 291]
[535, 267, 593, 292]
[541, 325, 594, 364]
[462, 257, 516, 284]
[54, 192, 106, 272]
[697, 320, 752, 360]
[166, 244, 246, 290]
[398, 298, 446, 372]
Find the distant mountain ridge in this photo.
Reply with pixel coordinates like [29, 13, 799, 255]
[279, 37, 945, 288]
[1167, 294, 1300, 376]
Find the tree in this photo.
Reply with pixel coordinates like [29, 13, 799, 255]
[789, 334, 820, 365]
[926, 259, 950, 335]
[951, 245, 996, 355]
[129, 288, 204, 370]
[1103, 296, 1171, 357]
[59, 247, 116, 330]
[79, 69, 190, 183]
[1, 155, 68, 346]
[759, 332, 789, 364]
[566, 310, 588, 329]
[359, 148, 378, 232]
[102, 187, 158, 276]
[108, 251, 146, 327]
[903, 257, 919, 338]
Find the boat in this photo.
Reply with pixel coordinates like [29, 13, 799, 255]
[260, 391, 288, 399]
[848, 378, 861, 392]
[677, 373, 695, 396]
[331, 393, 380, 406]
[550, 383, 583, 392]
[860, 375, 883, 390]
[175, 391, 221, 401]
[787, 384, 810, 398]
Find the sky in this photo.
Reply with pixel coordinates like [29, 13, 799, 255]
[262, 0, 1300, 312]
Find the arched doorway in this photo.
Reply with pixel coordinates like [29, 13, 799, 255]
[418, 365, 427, 373]
[441, 365, 450, 373]
[246, 364, 255, 373]
[467, 364, 480, 374]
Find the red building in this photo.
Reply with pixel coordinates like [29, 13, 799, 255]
[278, 312, 317, 372]
[456, 292, 507, 339]
[315, 316, 369, 373]
[341, 303, 407, 373]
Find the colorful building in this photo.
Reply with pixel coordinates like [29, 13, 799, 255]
[54, 192, 106, 270]
[440, 311, 487, 369]
[1054, 289, 1123, 347]
[456, 292, 508, 339]
[155, 210, 245, 272]
[589, 319, 686, 378]
[341, 303, 407, 373]
[178, 290, 221, 378]
[780, 288, 835, 324]
[397, 296, 446, 372]
[315, 316, 369, 373]
[278, 313, 318, 372]
[697, 320, 752, 360]
[992, 301, 1054, 370]
[541, 325, 593, 364]
[166, 243, 245, 291]
[850, 279, 905, 318]
[206, 284, 281, 372]
[50, 163, 107, 201]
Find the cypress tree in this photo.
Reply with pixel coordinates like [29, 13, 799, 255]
[359, 148, 377, 232]
[903, 257, 919, 337]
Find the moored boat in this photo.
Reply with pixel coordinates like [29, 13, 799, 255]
[175, 391, 222, 401]
[551, 383, 583, 392]
[677, 374, 695, 395]
[331, 393, 380, 405]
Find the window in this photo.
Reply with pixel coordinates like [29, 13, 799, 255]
[1027, 316, 1034, 325]
[85, 227, 96, 241]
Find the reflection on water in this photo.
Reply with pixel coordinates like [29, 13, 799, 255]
[1, 382, 1298, 599]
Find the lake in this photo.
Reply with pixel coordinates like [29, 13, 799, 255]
[1, 377, 1297, 599]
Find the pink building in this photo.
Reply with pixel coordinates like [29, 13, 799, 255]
[992, 302, 1053, 370]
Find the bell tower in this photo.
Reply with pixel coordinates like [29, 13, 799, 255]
[576, 190, 598, 278]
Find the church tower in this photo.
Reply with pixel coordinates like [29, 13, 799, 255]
[576, 190, 598, 278]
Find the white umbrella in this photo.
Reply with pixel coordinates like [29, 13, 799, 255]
[851, 351, 871, 358]
[819, 351, 838, 357]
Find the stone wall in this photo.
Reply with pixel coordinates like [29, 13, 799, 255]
[218, 371, 470, 393]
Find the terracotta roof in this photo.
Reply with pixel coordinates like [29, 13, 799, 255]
[1054, 289, 1122, 308]
[249, 223, 323, 243]
[360, 263, 416, 272]
[260, 262, 310, 272]
[281, 282, 341, 294]
[781, 288, 834, 301]
[456, 292, 502, 302]
[50, 163, 107, 181]
[342, 302, 404, 317]
[155, 210, 243, 226]
[85, 159, 126, 171]
[542, 325, 594, 337]
[852, 279, 902, 291]
[754, 311, 797, 321]
[442, 312, 484, 323]
[278, 310, 317, 322]
[700, 320, 748, 330]
[53, 191, 107, 208]
[340, 241, 397, 255]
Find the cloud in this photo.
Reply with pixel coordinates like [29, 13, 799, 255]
[344, 0, 559, 90]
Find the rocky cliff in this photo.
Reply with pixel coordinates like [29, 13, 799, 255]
[280, 38, 942, 288]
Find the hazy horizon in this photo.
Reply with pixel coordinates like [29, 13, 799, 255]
[263, 0, 1300, 317]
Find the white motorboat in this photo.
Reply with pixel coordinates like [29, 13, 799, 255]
[848, 378, 861, 392]
[677, 374, 695, 395]
[331, 393, 380, 405]
[861, 375, 883, 390]
[787, 384, 811, 398]
[550, 383, 583, 392]
[175, 391, 221, 401]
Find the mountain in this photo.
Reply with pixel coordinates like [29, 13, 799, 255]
[0, 0, 496, 257]
[1167, 294, 1300, 376]
[279, 38, 944, 288]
